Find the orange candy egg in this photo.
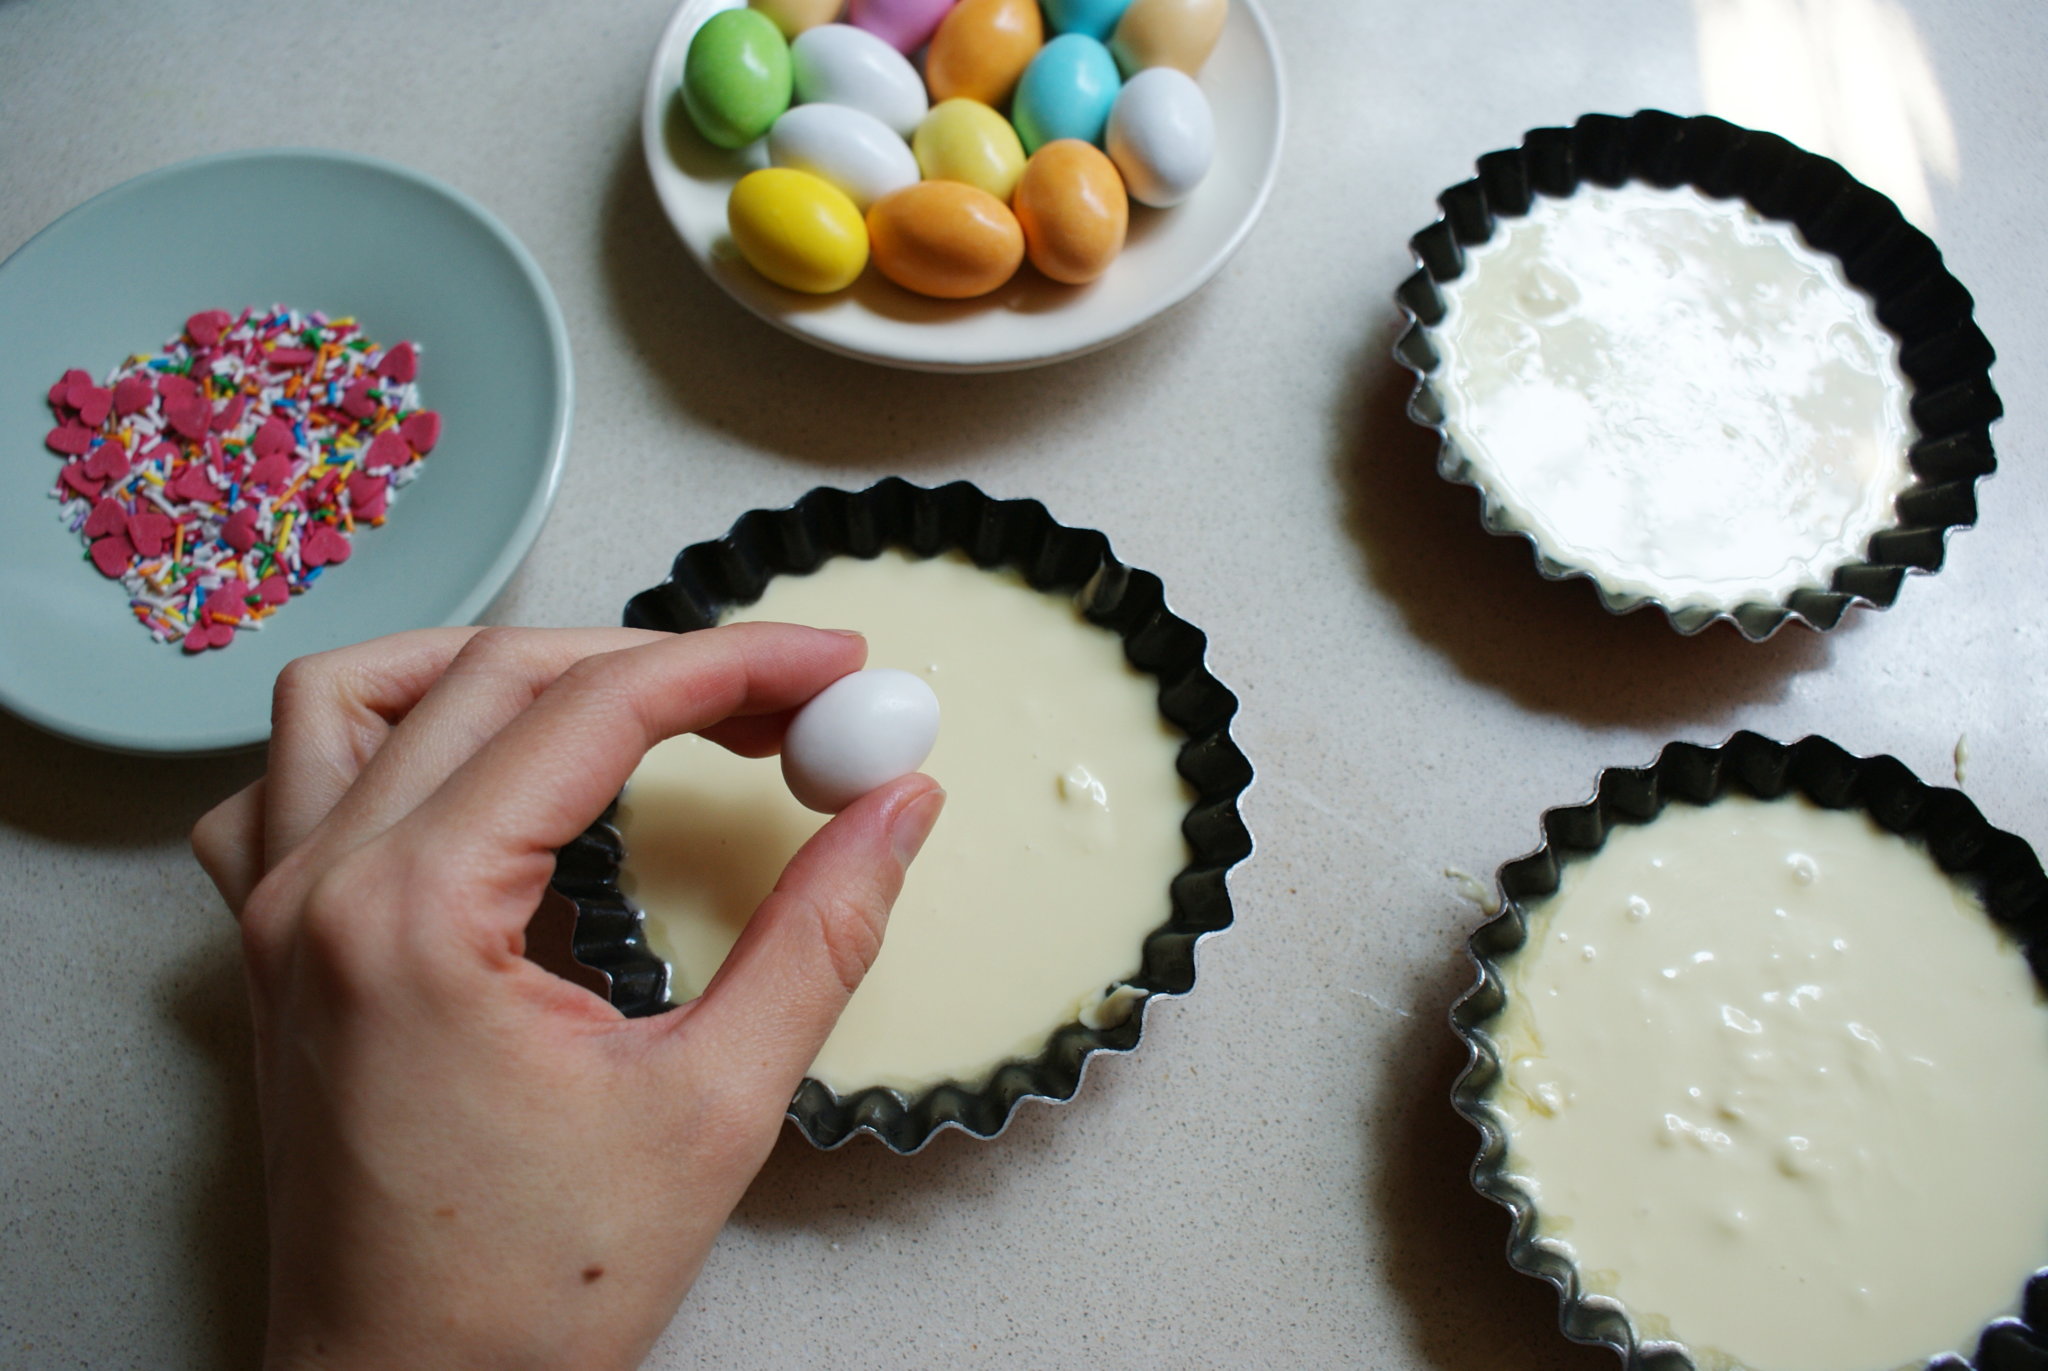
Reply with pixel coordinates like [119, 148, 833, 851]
[925, 0, 1044, 108]
[1012, 140, 1129, 284]
[866, 181, 1026, 298]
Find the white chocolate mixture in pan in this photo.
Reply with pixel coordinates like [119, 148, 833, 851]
[1435, 183, 1916, 614]
[1490, 795, 2048, 1371]
[618, 550, 1191, 1095]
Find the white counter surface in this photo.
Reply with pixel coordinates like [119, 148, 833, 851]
[4, 2, 2045, 1366]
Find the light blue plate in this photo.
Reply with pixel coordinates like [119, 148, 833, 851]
[0, 148, 573, 754]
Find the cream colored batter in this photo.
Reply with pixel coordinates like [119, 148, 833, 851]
[1435, 183, 1916, 614]
[617, 550, 1192, 1095]
[1490, 795, 2048, 1371]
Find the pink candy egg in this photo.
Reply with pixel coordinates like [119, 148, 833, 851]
[847, 0, 957, 53]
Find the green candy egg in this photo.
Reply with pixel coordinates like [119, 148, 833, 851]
[682, 9, 793, 150]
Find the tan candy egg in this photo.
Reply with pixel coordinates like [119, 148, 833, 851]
[1109, 0, 1226, 77]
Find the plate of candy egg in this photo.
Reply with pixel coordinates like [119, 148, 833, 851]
[641, 0, 1284, 371]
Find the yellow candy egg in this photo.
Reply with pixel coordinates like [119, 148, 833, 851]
[750, 0, 843, 39]
[727, 167, 869, 293]
[925, 0, 1044, 107]
[1012, 140, 1128, 284]
[1110, 0, 1226, 76]
[866, 181, 1025, 298]
[911, 99, 1029, 203]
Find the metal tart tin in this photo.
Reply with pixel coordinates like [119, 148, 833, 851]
[551, 478, 1253, 1152]
[1396, 110, 2001, 641]
[1449, 731, 2048, 1370]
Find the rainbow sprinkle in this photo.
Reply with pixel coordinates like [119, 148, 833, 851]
[42, 306, 440, 653]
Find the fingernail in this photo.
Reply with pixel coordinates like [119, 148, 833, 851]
[826, 628, 865, 639]
[891, 786, 946, 866]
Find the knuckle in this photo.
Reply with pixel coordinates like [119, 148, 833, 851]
[235, 871, 296, 974]
[288, 852, 393, 993]
[270, 651, 341, 727]
[188, 800, 232, 872]
[555, 650, 622, 694]
[804, 888, 888, 998]
[550, 651, 643, 726]
[449, 625, 529, 676]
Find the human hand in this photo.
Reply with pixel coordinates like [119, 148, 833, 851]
[191, 623, 944, 1371]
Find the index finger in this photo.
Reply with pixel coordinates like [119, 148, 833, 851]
[401, 622, 866, 914]
[264, 627, 485, 863]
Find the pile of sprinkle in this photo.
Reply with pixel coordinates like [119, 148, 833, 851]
[42, 306, 440, 653]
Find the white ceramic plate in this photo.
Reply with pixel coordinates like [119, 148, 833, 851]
[641, 0, 1285, 372]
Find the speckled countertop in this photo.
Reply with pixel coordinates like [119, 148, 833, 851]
[3, 2, 2045, 1367]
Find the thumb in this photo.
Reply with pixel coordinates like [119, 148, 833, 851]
[671, 774, 945, 1103]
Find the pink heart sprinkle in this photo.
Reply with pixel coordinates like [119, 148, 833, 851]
[342, 377, 378, 420]
[253, 416, 295, 459]
[257, 574, 290, 607]
[301, 523, 353, 568]
[83, 499, 128, 539]
[165, 393, 212, 441]
[247, 451, 293, 489]
[345, 472, 390, 521]
[202, 583, 250, 624]
[112, 374, 155, 416]
[186, 310, 232, 347]
[341, 380, 377, 421]
[399, 410, 441, 454]
[222, 506, 260, 553]
[266, 347, 316, 368]
[48, 369, 91, 409]
[59, 463, 105, 501]
[74, 385, 113, 427]
[365, 431, 411, 472]
[166, 464, 221, 505]
[46, 423, 94, 456]
[127, 510, 172, 559]
[83, 440, 131, 482]
[139, 441, 178, 470]
[375, 341, 418, 383]
[89, 532, 133, 578]
[156, 373, 199, 404]
[183, 620, 235, 653]
[211, 395, 247, 432]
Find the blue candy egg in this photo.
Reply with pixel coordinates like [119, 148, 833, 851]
[1011, 34, 1122, 153]
[1040, 0, 1134, 40]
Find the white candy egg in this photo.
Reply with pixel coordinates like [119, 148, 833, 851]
[781, 668, 941, 814]
[768, 103, 920, 210]
[1104, 66, 1214, 208]
[789, 24, 929, 138]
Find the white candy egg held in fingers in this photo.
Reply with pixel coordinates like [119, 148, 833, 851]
[781, 668, 941, 814]
[1105, 67, 1214, 207]
[790, 24, 929, 137]
[769, 103, 921, 210]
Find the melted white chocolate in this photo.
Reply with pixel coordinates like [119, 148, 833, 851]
[617, 550, 1191, 1094]
[1491, 795, 2048, 1371]
[1435, 184, 1916, 614]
